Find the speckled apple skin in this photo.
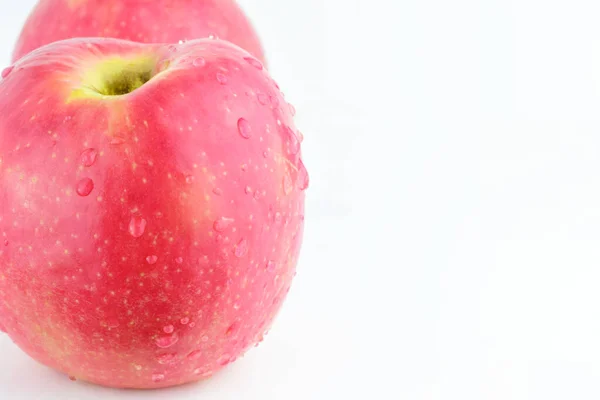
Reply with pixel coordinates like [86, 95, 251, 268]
[0, 38, 307, 389]
[13, 0, 266, 65]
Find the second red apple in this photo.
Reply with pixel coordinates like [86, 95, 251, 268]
[13, 0, 266, 64]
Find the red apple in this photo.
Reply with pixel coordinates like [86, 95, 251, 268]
[13, 0, 266, 64]
[0, 37, 307, 389]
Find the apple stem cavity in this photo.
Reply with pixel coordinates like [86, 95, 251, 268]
[73, 55, 161, 99]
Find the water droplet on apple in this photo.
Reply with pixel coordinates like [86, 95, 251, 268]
[192, 57, 206, 67]
[266, 260, 277, 272]
[146, 255, 158, 265]
[180, 317, 189, 325]
[244, 186, 252, 195]
[285, 126, 300, 155]
[156, 353, 177, 364]
[254, 339, 262, 348]
[253, 190, 261, 200]
[241, 164, 248, 172]
[163, 325, 174, 334]
[194, 368, 212, 377]
[257, 93, 269, 105]
[217, 354, 232, 366]
[80, 148, 98, 167]
[297, 159, 309, 191]
[243, 56, 263, 70]
[226, 321, 240, 336]
[76, 177, 94, 197]
[185, 175, 195, 184]
[216, 73, 228, 85]
[288, 103, 296, 116]
[174, 257, 183, 265]
[133, 364, 142, 371]
[283, 175, 293, 195]
[234, 238, 248, 258]
[155, 333, 179, 348]
[270, 95, 280, 107]
[110, 136, 125, 145]
[213, 217, 234, 232]
[1, 66, 14, 79]
[128, 216, 147, 238]
[151, 373, 165, 383]
[3, 240, 9, 246]
[237, 118, 252, 139]
[212, 187, 223, 196]
[297, 130, 305, 143]
[188, 350, 202, 360]
[263, 150, 269, 158]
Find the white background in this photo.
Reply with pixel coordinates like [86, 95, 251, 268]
[3, 0, 600, 399]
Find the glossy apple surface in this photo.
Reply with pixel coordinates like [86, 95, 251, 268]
[0, 37, 306, 388]
[13, 0, 266, 64]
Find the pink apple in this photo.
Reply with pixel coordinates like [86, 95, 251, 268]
[13, 0, 266, 64]
[0, 37, 307, 389]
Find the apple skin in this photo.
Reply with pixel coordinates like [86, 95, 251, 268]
[13, 0, 266, 64]
[0, 37, 307, 389]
